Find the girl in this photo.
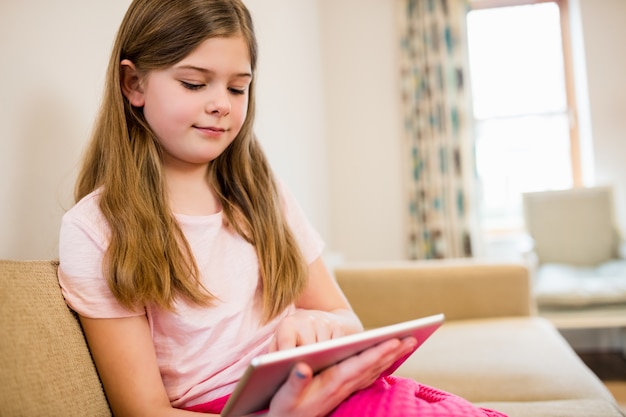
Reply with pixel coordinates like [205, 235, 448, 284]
[58, 1, 506, 416]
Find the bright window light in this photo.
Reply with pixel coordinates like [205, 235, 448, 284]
[467, 2, 573, 232]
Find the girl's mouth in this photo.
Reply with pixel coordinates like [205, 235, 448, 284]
[195, 126, 227, 137]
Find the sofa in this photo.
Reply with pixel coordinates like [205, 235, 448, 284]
[0, 259, 624, 417]
[335, 259, 624, 417]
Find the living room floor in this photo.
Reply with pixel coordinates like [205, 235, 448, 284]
[578, 351, 626, 413]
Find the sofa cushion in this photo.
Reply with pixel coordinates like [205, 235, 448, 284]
[476, 400, 625, 417]
[395, 317, 615, 404]
[0, 260, 112, 417]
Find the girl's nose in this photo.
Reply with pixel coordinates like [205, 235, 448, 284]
[206, 88, 231, 116]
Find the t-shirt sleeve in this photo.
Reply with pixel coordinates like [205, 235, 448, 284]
[277, 179, 325, 264]
[58, 194, 144, 319]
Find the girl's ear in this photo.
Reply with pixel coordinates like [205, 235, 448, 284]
[120, 59, 145, 107]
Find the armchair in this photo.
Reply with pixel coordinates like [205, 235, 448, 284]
[522, 186, 626, 335]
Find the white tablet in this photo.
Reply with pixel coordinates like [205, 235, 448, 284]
[220, 313, 444, 417]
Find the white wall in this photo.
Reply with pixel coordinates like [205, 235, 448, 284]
[0, 0, 331, 260]
[0, 1, 131, 260]
[576, 0, 626, 233]
[244, 0, 331, 244]
[318, 0, 406, 262]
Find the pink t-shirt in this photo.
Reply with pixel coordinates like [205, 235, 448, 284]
[58, 182, 324, 408]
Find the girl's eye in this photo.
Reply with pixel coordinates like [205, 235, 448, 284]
[181, 81, 204, 91]
[229, 87, 246, 96]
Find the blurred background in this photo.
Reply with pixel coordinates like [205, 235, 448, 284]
[1, 0, 625, 264]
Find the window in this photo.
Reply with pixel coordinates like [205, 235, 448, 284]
[466, 0, 580, 234]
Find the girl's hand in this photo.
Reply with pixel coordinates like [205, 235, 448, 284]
[269, 309, 359, 352]
[267, 336, 418, 417]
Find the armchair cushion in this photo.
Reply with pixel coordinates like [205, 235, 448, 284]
[534, 260, 626, 307]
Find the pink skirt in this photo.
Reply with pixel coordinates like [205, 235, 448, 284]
[184, 376, 507, 416]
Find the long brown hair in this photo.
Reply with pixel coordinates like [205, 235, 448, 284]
[75, 0, 308, 322]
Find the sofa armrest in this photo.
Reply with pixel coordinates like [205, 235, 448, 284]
[0, 260, 112, 416]
[334, 259, 533, 328]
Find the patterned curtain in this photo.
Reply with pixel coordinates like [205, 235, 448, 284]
[398, 0, 477, 260]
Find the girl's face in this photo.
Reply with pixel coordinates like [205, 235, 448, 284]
[127, 35, 252, 171]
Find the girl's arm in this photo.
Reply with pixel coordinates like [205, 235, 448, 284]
[266, 256, 418, 416]
[269, 256, 364, 351]
[79, 315, 214, 417]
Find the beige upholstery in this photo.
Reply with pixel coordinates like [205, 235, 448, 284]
[334, 259, 532, 327]
[475, 400, 625, 417]
[1, 259, 623, 417]
[397, 317, 614, 403]
[335, 259, 624, 417]
[0, 260, 112, 417]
